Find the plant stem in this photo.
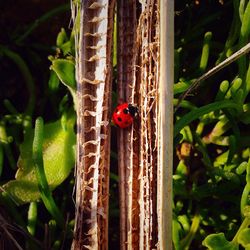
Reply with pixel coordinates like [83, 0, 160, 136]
[32, 117, 64, 227]
[173, 98, 196, 110]
[0, 191, 26, 227]
[174, 100, 241, 138]
[3, 99, 18, 114]
[0, 143, 3, 177]
[240, 155, 250, 216]
[172, 218, 181, 250]
[27, 202, 37, 235]
[0, 124, 16, 170]
[16, 4, 70, 44]
[232, 216, 250, 243]
[175, 42, 250, 112]
[159, 0, 174, 249]
[180, 213, 201, 250]
[0, 45, 35, 115]
[238, 1, 250, 77]
[199, 32, 212, 73]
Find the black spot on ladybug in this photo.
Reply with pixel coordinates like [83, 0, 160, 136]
[123, 108, 129, 114]
[118, 117, 122, 122]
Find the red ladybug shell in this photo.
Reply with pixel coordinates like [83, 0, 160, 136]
[112, 103, 138, 128]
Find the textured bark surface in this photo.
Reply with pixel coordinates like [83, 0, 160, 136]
[137, 2, 160, 248]
[117, 0, 139, 249]
[71, 1, 115, 249]
[117, 0, 161, 249]
[72, 0, 173, 249]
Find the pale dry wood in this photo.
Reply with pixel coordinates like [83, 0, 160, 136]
[71, 1, 115, 249]
[157, 0, 174, 249]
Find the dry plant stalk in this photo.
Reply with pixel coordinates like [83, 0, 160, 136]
[71, 1, 115, 249]
[118, 0, 159, 248]
[158, 0, 174, 248]
[117, 0, 173, 249]
[71, 0, 173, 248]
[117, 0, 139, 249]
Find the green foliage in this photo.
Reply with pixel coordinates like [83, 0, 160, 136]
[0, 0, 249, 249]
[3, 117, 75, 205]
[174, 100, 241, 138]
[174, 0, 250, 249]
[238, 228, 250, 249]
[202, 233, 239, 250]
[0, 2, 75, 248]
[50, 59, 76, 90]
[49, 28, 77, 108]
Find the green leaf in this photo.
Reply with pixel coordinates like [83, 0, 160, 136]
[238, 228, 250, 248]
[215, 80, 229, 101]
[239, 104, 250, 124]
[199, 31, 212, 73]
[50, 59, 76, 90]
[229, 78, 242, 97]
[56, 28, 68, 47]
[56, 28, 74, 56]
[202, 233, 239, 250]
[227, 135, 237, 165]
[60, 41, 73, 56]
[2, 118, 76, 204]
[214, 150, 229, 167]
[242, 206, 250, 217]
[174, 79, 191, 95]
[172, 218, 181, 250]
[48, 70, 60, 92]
[236, 161, 247, 175]
[174, 101, 241, 138]
[50, 59, 77, 108]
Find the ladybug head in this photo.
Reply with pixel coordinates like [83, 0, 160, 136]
[128, 104, 138, 117]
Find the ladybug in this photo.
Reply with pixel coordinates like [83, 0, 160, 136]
[112, 103, 138, 128]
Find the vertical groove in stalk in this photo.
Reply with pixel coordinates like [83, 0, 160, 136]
[117, 1, 138, 249]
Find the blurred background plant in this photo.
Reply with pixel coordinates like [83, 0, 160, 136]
[0, 1, 76, 249]
[174, 0, 250, 249]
